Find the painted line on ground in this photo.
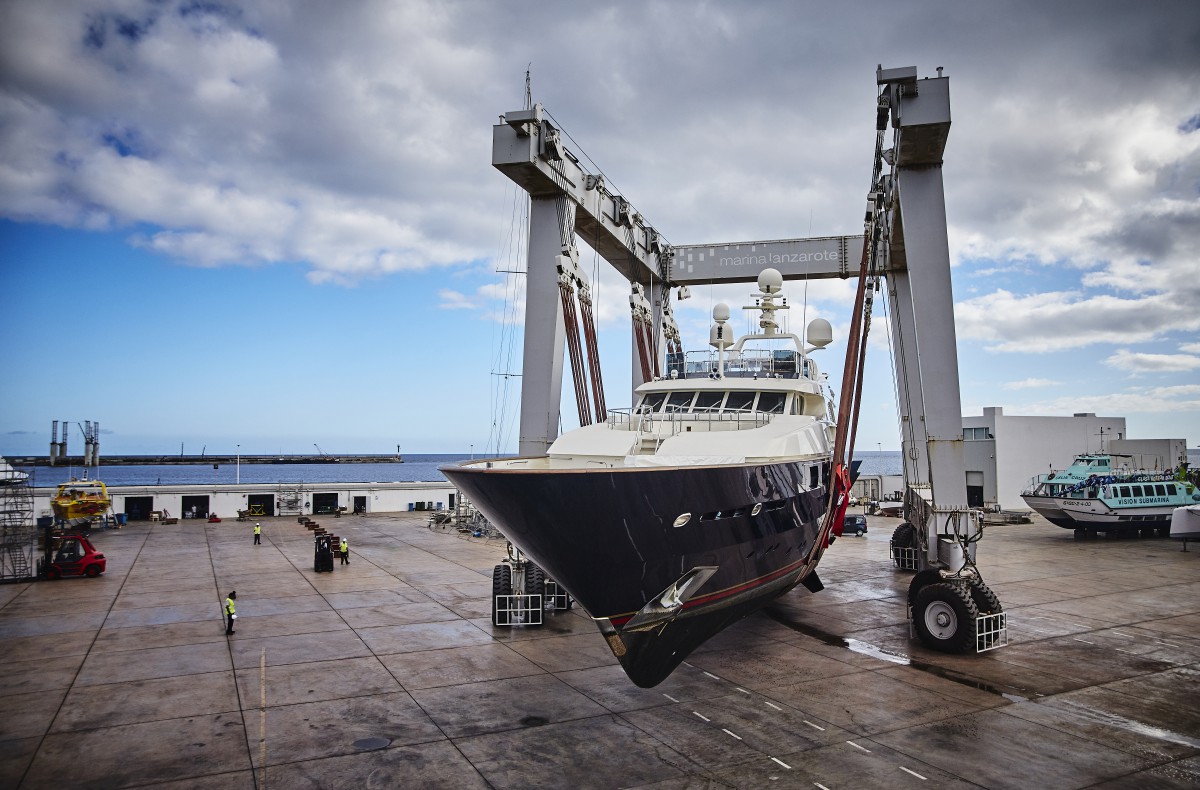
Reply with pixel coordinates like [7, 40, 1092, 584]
[693, 711, 710, 722]
[703, 671, 721, 681]
[663, 693, 679, 703]
[722, 728, 742, 740]
[846, 740, 871, 753]
[803, 720, 826, 731]
[814, 783, 831, 790]
[259, 647, 268, 788]
[735, 687, 750, 694]
[764, 701, 783, 711]
[769, 756, 791, 769]
[1110, 630, 1134, 638]
[1115, 648, 1138, 654]
[1073, 637, 1095, 644]
[900, 766, 927, 780]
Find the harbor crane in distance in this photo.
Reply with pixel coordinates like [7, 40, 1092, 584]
[489, 64, 1005, 653]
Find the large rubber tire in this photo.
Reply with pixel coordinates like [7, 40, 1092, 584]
[968, 580, 1002, 615]
[524, 564, 545, 596]
[84, 564, 101, 578]
[491, 564, 512, 626]
[968, 579, 1004, 649]
[913, 582, 979, 654]
[890, 523, 916, 569]
[46, 567, 61, 580]
[855, 528, 865, 537]
[524, 564, 546, 627]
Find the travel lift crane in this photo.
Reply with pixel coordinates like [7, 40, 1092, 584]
[487, 65, 1006, 653]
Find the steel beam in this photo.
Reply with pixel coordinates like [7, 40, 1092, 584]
[517, 197, 569, 455]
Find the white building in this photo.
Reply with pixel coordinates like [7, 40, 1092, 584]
[34, 481, 459, 522]
[961, 408, 1128, 510]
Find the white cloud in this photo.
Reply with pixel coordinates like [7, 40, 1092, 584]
[955, 288, 1200, 352]
[1180, 342, 1200, 354]
[1004, 378, 1062, 390]
[1019, 384, 1200, 417]
[437, 289, 475, 310]
[1105, 348, 1200, 373]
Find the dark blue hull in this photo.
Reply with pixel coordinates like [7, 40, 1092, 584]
[442, 459, 831, 686]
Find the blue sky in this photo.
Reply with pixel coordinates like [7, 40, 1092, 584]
[1, 1, 1198, 457]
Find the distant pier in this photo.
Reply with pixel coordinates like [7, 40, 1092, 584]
[10, 454, 406, 467]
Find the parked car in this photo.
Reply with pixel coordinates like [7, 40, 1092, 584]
[843, 514, 868, 537]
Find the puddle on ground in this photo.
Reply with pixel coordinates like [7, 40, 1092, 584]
[1054, 699, 1200, 749]
[762, 605, 1029, 702]
[352, 737, 392, 750]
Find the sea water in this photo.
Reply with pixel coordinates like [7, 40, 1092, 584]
[21, 451, 910, 487]
[19, 454, 472, 487]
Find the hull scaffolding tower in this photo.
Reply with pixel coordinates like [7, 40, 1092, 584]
[1, 458, 36, 582]
[276, 482, 306, 517]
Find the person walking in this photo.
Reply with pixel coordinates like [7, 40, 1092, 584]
[224, 591, 238, 635]
[339, 537, 349, 565]
[253, 523, 261, 545]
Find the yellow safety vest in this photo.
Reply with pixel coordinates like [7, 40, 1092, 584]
[254, 525, 261, 534]
[225, 597, 236, 615]
[340, 540, 348, 552]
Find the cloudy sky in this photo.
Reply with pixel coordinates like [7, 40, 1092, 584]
[1, 0, 1198, 458]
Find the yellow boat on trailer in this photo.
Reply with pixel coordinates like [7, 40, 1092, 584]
[51, 478, 111, 521]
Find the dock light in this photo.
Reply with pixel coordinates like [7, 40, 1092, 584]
[672, 513, 692, 528]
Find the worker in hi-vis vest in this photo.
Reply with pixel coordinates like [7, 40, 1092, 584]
[340, 538, 349, 565]
[224, 591, 237, 635]
[253, 523, 261, 545]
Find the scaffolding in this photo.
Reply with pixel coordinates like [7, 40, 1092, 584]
[276, 482, 306, 517]
[428, 492, 503, 539]
[0, 458, 36, 582]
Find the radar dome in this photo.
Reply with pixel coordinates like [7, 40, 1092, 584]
[757, 268, 784, 294]
[712, 303, 731, 322]
[806, 318, 833, 348]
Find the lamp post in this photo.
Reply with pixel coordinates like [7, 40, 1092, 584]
[236, 444, 241, 485]
[470, 444, 474, 460]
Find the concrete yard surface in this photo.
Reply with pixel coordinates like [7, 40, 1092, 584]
[1, 510, 1198, 788]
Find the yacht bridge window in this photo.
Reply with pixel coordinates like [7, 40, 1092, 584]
[636, 389, 793, 415]
[665, 391, 695, 412]
[725, 392, 756, 411]
[756, 392, 786, 414]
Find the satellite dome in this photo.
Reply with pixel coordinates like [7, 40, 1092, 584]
[807, 318, 833, 348]
[713, 303, 731, 321]
[757, 268, 783, 294]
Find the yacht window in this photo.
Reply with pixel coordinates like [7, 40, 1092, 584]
[1119, 486, 1130, 498]
[1154, 484, 1166, 496]
[725, 391, 756, 411]
[693, 391, 724, 411]
[1167, 484, 1177, 495]
[756, 392, 786, 414]
[808, 465, 819, 489]
[665, 391, 695, 412]
[1131, 485, 1143, 497]
[639, 392, 667, 413]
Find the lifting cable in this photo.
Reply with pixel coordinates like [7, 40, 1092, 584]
[578, 282, 607, 420]
[559, 277, 592, 426]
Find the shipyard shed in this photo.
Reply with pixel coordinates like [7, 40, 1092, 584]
[32, 481, 458, 521]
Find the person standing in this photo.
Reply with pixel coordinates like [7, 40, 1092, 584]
[253, 523, 261, 545]
[224, 591, 238, 635]
[340, 537, 349, 565]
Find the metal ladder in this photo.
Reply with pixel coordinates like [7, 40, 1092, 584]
[5, 543, 31, 579]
